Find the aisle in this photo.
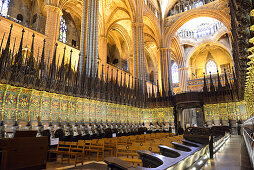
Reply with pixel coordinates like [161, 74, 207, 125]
[202, 135, 252, 170]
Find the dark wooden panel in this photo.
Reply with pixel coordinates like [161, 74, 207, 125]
[0, 137, 48, 170]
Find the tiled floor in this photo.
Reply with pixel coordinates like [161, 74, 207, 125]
[202, 135, 252, 170]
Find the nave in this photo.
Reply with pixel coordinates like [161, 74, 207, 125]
[0, 0, 253, 169]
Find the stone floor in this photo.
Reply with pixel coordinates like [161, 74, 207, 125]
[202, 135, 252, 170]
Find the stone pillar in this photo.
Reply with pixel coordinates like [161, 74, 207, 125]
[128, 56, 134, 75]
[80, 0, 88, 72]
[99, 36, 108, 66]
[80, 0, 99, 77]
[133, 0, 145, 90]
[179, 66, 188, 92]
[160, 48, 172, 91]
[133, 22, 145, 89]
[44, 5, 62, 61]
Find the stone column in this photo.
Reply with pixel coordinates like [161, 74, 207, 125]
[160, 48, 172, 92]
[133, 22, 146, 89]
[44, 5, 62, 61]
[133, 0, 145, 90]
[99, 36, 108, 66]
[179, 66, 188, 92]
[80, 0, 99, 77]
[79, 0, 88, 73]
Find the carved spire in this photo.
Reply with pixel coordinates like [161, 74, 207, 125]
[167, 68, 172, 97]
[3, 24, 13, 55]
[38, 39, 46, 89]
[224, 68, 232, 99]
[115, 69, 119, 103]
[0, 25, 13, 78]
[217, 70, 222, 90]
[39, 39, 46, 72]
[232, 66, 239, 100]
[123, 73, 127, 104]
[109, 68, 114, 102]
[60, 47, 66, 80]
[209, 72, 215, 92]
[26, 34, 36, 87]
[28, 33, 35, 69]
[9, 37, 16, 68]
[0, 32, 6, 50]
[203, 72, 208, 93]
[156, 80, 161, 98]
[47, 43, 58, 91]
[74, 56, 81, 97]
[161, 78, 166, 98]
[152, 81, 155, 98]
[126, 74, 131, 105]
[11, 29, 25, 85]
[66, 50, 73, 94]
[224, 69, 230, 89]
[104, 66, 109, 101]
[120, 72, 123, 104]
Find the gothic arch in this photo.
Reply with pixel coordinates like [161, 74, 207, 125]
[143, 12, 161, 47]
[186, 42, 233, 67]
[107, 23, 132, 57]
[165, 1, 231, 48]
[171, 37, 184, 68]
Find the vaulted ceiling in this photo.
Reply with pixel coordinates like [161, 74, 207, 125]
[151, 0, 178, 18]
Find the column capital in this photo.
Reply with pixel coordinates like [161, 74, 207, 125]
[44, 5, 63, 16]
[159, 48, 170, 51]
[132, 22, 144, 27]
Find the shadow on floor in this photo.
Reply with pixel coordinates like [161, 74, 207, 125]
[67, 162, 107, 170]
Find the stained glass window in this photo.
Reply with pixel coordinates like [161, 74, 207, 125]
[0, 0, 10, 17]
[172, 62, 179, 84]
[59, 16, 67, 43]
[206, 59, 217, 74]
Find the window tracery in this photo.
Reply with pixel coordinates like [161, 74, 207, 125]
[172, 62, 179, 84]
[59, 16, 67, 43]
[0, 0, 10, 17]
[206, 59, 217, 75]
